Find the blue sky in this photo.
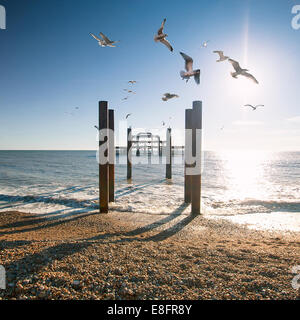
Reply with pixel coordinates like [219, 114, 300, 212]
[0, 0, 299, 150]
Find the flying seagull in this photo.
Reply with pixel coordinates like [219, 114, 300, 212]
[94, 125, 99, 130]
[179, 52, 200, 84]
[162, 121, 166, 126]
[124, 89, 136, 94]
[154, 18, 173, 52]
[126, 113, 132, 119]
[90, 32, 119, 47]
[244, 104, 264, 111]
[128, 80, 137, 85]
[228, 59, 259, 84]
[201, 40, 210, 48]
[162, 93, 179, 101]
[122, 96, 129, 101]
[213, 50, 229, 62]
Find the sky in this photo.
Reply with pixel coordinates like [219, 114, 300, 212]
[0, 0, 299, 151]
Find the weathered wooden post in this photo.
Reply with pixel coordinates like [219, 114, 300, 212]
[108, 109, 115, 202]
[191, 101, 202, 215]
[99, 101, 109, 213]
[166, 127, 172, 179]
[158, 138, 162, 157]
[127, 127, 132, 179]
[184, 109, 193, 203]
[136, 135, 140, 156]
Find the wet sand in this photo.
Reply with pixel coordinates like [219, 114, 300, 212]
[0, 210, 299, 300]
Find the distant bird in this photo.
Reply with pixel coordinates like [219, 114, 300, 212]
[124, 89, 136, 94]
[201, 40, 210, 48]
[162, 93, 179, 101]
[94, 125, 99, 130]
[213, 50, 229, 62]
[162, 121, 166, 126]
[244, 104, 264, 111]
[122, 96, 129, 101]
[154, 18, 173, 52]
[228, 59, 259, 84]
[128, 80, 137, 85]
[126, 113, 132, 119]
[179, 52, 200, 84]
[90, 32, 119, 47]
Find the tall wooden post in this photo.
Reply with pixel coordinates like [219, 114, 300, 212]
[108, 109, 115, 202]
[185, 109, 193, 203]
[127, 127, 132, 179]
[191, 101, 202, 215]
[166, 127, 172, 179]
[99, 101, 109, 213]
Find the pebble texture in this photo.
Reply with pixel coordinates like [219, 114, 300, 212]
[0, 210, 299, 300]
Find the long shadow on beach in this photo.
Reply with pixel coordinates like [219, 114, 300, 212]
[3, 203, 196, 283]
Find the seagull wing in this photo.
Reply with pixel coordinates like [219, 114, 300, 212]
[90, 33, 101, 41]
[214, 50, 225, 59]
[157, 18, 166, 35]
[99, 32, 111, 43]
[244, 104, 255, 110]
[213, 50, 222, 57]
[228, 59, 242, 72]
[194, 72, 200, 85]
[160, 39, 173, 52]
[243, 72, 259, 84]
[256, 105, 264, 108]
[180, 52, 193, 72]
[126, 113, 131, 119]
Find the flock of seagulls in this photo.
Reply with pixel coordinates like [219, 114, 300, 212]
[122, 81, 138, 101]
[91, 18, 263, 130]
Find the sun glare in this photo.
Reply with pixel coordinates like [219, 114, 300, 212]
[221, 150, 270, 200]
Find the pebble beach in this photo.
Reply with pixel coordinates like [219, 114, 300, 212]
[0, 210, 299, 300]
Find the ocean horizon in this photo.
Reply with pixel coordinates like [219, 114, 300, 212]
[0, 150, 299, 232]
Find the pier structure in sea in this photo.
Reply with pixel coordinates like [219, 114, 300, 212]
[97, 100, 203, 215]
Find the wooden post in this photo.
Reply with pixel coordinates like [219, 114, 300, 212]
[108, 109, 115, 202]
[136, 135, 140, 156]
[99, 101, 109, 213]
[184, 109, 193, 203]
[166, 127, 172, 179]
[127, 127, 132, 179]
[191, 101, 202, 215]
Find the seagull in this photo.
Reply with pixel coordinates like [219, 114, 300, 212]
[128, 80, 137, 85]
[201, 40, 210, 48]
[94, 125, 99, 130]
[179, 52, 200, 84]
[213, 50, 229, 62]
[162, 121, 166, 126]
[90, 32, 119, 47]
[125, 113, 132, 119]
[244, 104, 264, 111]
[228, 59, 259, 84]
[124, 89, 136, 94]
[162, 93, 179, 101]
[122, 96, 129, 101]
[154, 18, 173, 52]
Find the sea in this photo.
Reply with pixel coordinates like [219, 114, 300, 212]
[0, 150, 299, 232]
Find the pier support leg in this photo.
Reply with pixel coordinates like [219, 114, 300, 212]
[191, 101, 202, 215]
[166, 128, 172, 179]
[99, 101, 109, 213]
[185, 109, 193, 203]
[127, 127, 132, 179]
[109, 109, 115, 202]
